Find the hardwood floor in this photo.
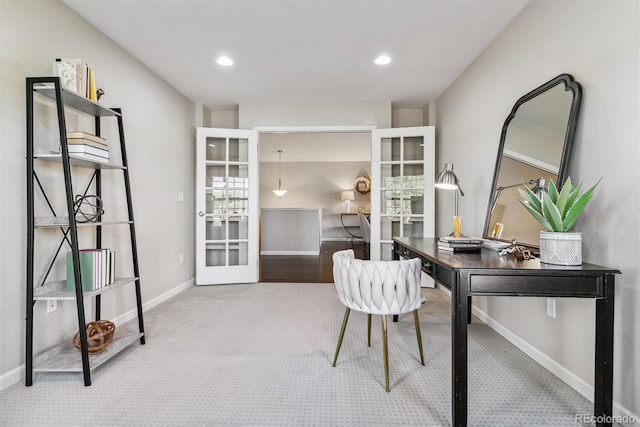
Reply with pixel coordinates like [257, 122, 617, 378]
[260, 241, 367, 283]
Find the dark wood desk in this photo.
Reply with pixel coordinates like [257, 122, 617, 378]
[393, 237, 620, 427]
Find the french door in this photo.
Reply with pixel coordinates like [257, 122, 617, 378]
[196, 128, 259, 285]
[371, 126, 435, 261]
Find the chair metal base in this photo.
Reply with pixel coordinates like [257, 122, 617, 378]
[332, 308, 425, 392]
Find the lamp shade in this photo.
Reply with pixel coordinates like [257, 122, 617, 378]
[341, 190, 355, 201]
[435, 162, 460, 190]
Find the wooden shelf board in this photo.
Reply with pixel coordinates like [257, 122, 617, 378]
[34, 153, 125, 170]
[33, 84, 120, 117]
[34, 218, 133, 228]
[33, 328, 143, 373]
[34, 277, 138, 300]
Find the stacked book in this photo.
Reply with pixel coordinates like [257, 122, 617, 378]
[66, 249, 116, 292]
[53, 58, 98, 101]
[437, 236, 483, 253]
[65, 131, 109, 163]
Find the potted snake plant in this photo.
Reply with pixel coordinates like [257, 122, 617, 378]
[518, 177, 600, 265]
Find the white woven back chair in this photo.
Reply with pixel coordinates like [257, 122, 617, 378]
[331, 249, 425, 392]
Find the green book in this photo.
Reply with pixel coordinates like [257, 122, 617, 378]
[66, 250, 98, 292]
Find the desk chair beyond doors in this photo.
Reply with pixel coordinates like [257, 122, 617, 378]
[331, 249, 425, 392]
[358, 213, 371, 259]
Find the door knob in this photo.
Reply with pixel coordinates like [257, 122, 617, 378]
[198, 211, 205, 217]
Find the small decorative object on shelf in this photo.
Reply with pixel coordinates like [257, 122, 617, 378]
[73, 194, 104, 223]
[499, 240, 535, 261]
[519, 176, 601, 265]
[73, 320, 116, 354]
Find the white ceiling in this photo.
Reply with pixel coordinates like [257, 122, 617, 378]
[62, 0, 530, 110]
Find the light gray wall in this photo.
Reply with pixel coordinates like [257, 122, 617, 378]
[436, 0, 638, 416]
[239, 100, 392, 129]
[261, 208, 321, 253]
[0, 0, 195, 383]
[260, 161, 371, 240]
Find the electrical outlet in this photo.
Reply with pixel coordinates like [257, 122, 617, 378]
[178, 191, 184, 202]
[546, 298, 556, 318]
[179, 253, 184, 264]
[47, 299, 57, 313]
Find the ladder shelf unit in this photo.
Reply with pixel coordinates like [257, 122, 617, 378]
[26, 77, 145, 386]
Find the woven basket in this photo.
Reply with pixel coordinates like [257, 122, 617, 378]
[74, 320, 116, 354]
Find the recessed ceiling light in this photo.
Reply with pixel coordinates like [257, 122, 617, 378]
[374, 55, 391, 65]
[216, 56, 234, 66]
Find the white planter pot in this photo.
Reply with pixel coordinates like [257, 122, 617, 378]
[539, 231, 582, 265]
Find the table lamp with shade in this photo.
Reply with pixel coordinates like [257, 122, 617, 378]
[341, 190, 355, 213]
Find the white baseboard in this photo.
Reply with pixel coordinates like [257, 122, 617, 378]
[0, 278, 194, 392]
[0, 364, 25, 392]
[322, 237, 364, 242]
[260, 250, 319, 255]
[112, 278, 194, 326]
[434, 284, 639, 422]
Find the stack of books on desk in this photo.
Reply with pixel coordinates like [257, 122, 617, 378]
[438, 236, 483, 253]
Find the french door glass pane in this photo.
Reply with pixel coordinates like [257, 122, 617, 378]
[381, 137, 401, 162]
[402, 218, 424, 237]
[228, 216, 249, 239]
[206, 217, 227, 240]
[228, 164, 249, 215]
[206, 243, 226, 266]
[404, 136, 424, 161]
[229, 138, 248, 162]
[229, 242, 248, 266]
[206, 137, 226, 161]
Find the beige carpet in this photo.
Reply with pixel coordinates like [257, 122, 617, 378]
[0, 283, 592, 426]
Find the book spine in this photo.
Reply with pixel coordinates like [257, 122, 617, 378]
[66, 138, 108, 149]
[69, 152, 109, 163]
[88, 68, 97, 102]
[442, 243, 483, 248]
[66, 132, 107, 144]
[66, 144, 109, 158]
[66, 251, 97, 291]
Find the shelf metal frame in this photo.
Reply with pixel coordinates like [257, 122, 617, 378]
[26, 77, 145, 386]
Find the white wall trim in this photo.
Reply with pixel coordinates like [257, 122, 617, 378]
[260, 250, 319, 256]
[435, 284, 639, 422]
[253, 125, 377, 133]
[0, 278, 194, 392]
[322, 237, 364, 242]
[0, 364, 24, 392]
[112, 278, 195, 326]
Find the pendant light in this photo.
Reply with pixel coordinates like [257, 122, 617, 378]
[272, 149, 287, 197]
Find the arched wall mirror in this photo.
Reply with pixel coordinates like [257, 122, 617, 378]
[483, 74, 582, 247]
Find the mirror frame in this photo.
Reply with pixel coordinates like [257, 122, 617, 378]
[482, 73, 582, 246]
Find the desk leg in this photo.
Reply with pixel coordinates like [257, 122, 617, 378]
[594, 274, 615, 427]
[452, 272, 468, 427]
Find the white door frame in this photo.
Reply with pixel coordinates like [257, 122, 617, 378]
[196, 127, 259, 285]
